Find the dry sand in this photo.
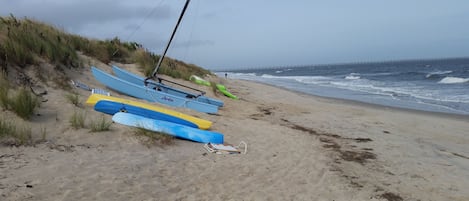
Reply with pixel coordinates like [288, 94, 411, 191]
[1, 63, 469, 201]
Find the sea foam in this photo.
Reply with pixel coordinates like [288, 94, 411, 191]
[438, 77, 469, 84]
[426, 70, 452, 78]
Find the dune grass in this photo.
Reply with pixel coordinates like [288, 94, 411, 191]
[0, 118, 15, 138]
[65, 92, 80, 107]
[89, 115, 112, 132]
[9, 87, 39, 120]
[1, 15, 214, 84]
[69, 110, 86, 129]
[0, 72, 39, 119]
[0, 71, 9, 109]
[0, 118, 33, 146]
[133, 127, 174, 146]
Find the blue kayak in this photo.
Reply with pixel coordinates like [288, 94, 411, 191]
[94, 100, 199, 129]
[112, 112, 224, 144]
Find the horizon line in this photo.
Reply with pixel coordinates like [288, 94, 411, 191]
[215, 56, 469, 71]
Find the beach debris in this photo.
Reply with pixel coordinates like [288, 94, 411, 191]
[91, 88, 111, 96]
[204, 141, 247, 154]
[71, 80, 91, 91]
[379, 192, 403, 201]
[71, 79, 110, 96]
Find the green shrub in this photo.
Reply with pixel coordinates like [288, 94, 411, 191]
[65, 92, 80, 107]
[40, 126, 47, 142]
[132, 49, 158, 76]
[9, 88, 39, 119]
[89, 116, 112, 132]
[13, 124, 32, 145]
[0, 72, 9, 109]
[133, 127, 174, 146]
[0, 118, 15, 138]
[0, 118, 32, 146]
[69, 110, 86, 129]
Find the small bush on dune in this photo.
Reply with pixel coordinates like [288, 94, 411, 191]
[9, 87, 39, 120]
[65, 92, 80, 107]
[132, 49, 158, 76]
[0, 118, 33, 146]
[69, 110, 86, 129]
[0, 71, 10, 109]
[133, 127, 174, 146]
[12, 124, 33, 145]
[0, 73, 39, 119]
[0, 118, 15, 138]
[89, 115, 112, 132]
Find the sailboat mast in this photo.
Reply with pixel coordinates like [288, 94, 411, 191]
[151, 0, 191, 78]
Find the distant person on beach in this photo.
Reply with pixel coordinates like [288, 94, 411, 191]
[225, 73, 227, 79]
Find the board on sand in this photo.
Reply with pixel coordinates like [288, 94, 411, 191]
[112, 112, 224, 144]
[86, 94, 212, 130]
[216, 84, 238, 100]
[189, 75, 211, 86]
[94, 100, 199, 129]
[189, 75, 238, 100]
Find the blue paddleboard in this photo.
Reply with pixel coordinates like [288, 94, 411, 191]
[112, 112, 224, 144]
[94, 100, 199, 129]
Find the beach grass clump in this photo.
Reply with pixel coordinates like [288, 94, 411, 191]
[132, 127, 174, 146]
[12, 124, 33, 145]
[0, 118, 33, 146]
[0, 15, 79, 67]
[133, 49, 158, 76]
[69, 110, 87, 129]
[9, 87, 39, 120]
[0, 71, 10, 109]
[40, 126, 47, 142]
[89, 116, 112, 132]
[65, 92, 80, 107]
[132, 49, 213, 80]
[158, 59, 213, 80]
[53, 75, 72, 90]
[0, 72, 39, 119]
[0, 118, 16, 138]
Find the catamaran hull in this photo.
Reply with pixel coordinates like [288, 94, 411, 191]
[112, 65, 224, 107]
[91, 66, 219, 114]
[112, 112, 224, 144]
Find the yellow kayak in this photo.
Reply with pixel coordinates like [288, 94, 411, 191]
[85, 94, 212, 130]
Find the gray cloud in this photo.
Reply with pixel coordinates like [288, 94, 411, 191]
[1, 0, 172, 32]
[173, 40, 215, 48]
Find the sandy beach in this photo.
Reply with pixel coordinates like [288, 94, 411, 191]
[1, 63, 469, 201]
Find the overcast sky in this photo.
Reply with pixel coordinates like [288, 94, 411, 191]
[2, 0, 469, 70]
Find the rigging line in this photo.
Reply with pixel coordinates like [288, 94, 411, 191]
[180, 0, 200, 63]
[126, 0, 166, 41]
[151, 0, 191, 78]
[112, 0, 166, 57]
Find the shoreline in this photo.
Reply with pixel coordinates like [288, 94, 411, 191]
[238, 78, 469, 121]
[1, 66, 469, 200]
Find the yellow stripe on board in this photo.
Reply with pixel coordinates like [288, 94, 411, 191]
[85, 94, 212, 130]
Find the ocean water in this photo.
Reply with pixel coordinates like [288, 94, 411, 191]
[218, 58, 469, 115]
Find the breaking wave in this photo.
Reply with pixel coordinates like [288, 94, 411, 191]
[438, 77, 469, 84]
